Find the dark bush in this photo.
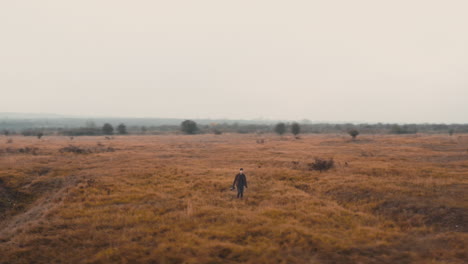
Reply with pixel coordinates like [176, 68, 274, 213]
[3, 147, 39, 155]
[59, 145, 115, 154]
[117, 123, 127, 135]
[291, 123, 301, 137]
[308, 158, 334, 172]
[348, 130, 359, 139]
[102, 123, 114, 135]
[274, 123, 286, 135]
[59, 145, 90, 154]
[181, 120, 198, 134]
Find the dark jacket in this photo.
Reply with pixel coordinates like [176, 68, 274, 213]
[233, 173, 247, 188]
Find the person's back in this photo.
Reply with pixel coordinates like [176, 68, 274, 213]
[232, 168, 248, 198]
[236, 173, 246, 187]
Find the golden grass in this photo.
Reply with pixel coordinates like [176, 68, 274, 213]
[0, 134, 467, 263]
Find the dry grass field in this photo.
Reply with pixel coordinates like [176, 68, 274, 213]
[0, 133, 467, 264]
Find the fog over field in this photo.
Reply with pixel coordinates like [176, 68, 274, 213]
[1, 2, 467, 264]
[1, 1, 467, 123]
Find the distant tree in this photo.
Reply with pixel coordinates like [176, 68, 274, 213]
[291, 123, 301, 137]
[181, 120, 198, 134]
[37, 132, 43, 139]
[449, 129, 454, 136]
[348, 129, 359, 140]
[274, 122, 286, 136]
[141, 126, 148, 134]
[117, 123, 127, 134]
[102, 123, 114, 135]
[3, 130, 9, 136]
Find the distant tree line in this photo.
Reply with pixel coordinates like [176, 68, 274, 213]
[2, 121, 468, 137]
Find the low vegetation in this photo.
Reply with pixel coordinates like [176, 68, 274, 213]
[291, 122, 301, 138]
[348, 129, 359, 140]
[102, 123, 114, 135]
[274, 122, 286, 135]
[308, 158, 335, 172]
[117, 123, 127, 135]
[181, 120, 199, 135]
[0, 134, 466, 263]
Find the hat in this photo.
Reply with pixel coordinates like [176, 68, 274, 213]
[239, 168, 244, 170]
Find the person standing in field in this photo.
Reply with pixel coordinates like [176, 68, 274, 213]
[232, 168, 248, 199]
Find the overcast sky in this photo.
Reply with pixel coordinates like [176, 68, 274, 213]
[1, 1, 467, 123]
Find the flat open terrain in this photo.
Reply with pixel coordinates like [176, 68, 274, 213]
[0, 134, 467, 264]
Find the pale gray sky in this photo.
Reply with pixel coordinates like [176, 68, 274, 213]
[1, 0, 467, 123]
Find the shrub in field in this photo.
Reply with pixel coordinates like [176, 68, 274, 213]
[291, 122, 301, 137]
[37, 132, 44, 139]
[59, 145, 90, 154]
[59, 145, 115, 154]
[102, 123, 114, 135]
[308, 158, 334, 172]
[274, 122, 286, 135]
[20, 147, 39, 155]
[348, 130, 359, 140]
[3, 147, 39, 155]
[181, 120, 198, 134]
[117, 123, 127, 135]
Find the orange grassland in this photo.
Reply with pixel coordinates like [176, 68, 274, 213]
[0, 133, 467, 264]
